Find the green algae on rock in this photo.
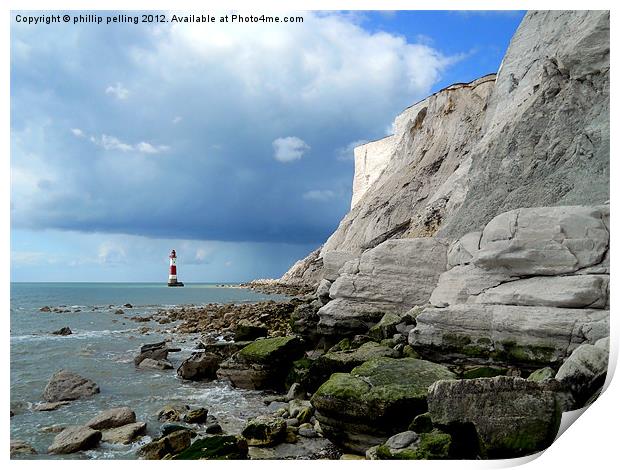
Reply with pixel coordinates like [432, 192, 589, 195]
[311, 357, 455, 453]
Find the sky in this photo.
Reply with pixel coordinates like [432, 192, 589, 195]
[10, 10, 525, 282]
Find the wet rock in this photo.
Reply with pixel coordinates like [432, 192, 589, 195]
[52, 327, 72, 336]
[161, 423, 196, 437]
[157, 404, 188, 422]
[370, 430, 452, 460]
[242, 415, 287, 447]
[216, 336, 305, 390]
[39, 306, 51, 312]
[86, 407, 136, 430]
[177, 352, 220, 381]
[48, 426, 102, 454]
[138, 358, 173, 370]
[10, 440, 37, 457]
[124, 303, 133, 308]
[234, 320, 268, 341]
[205, 415, 223, 434]
[183, 407, 208, 424]
[290, 303, 320, 342]
[461, 365, 508, 379]
[556, 336, 609, 409]
[114, 309, 124, 315]
[171, 435, 248, 459]
[427, 377, 561, 458]
[166, 430, 193, 454]
[138, 438, 170, 460]
[33, 401, 70, 411]
[101, 422, 147, 445]
[312, 357, 456, 453]
[43, 370, 100, 402]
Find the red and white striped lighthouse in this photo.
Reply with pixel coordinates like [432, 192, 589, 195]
[168, 249, 184, 287]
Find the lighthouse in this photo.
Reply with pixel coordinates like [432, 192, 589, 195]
[168, 249, 184, 287]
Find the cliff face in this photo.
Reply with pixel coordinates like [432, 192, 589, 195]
[280, 10, 609, 287]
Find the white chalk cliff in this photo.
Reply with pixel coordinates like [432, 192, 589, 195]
[280, 11, 609, 290]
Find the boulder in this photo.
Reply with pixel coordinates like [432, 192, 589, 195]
[322, 251, 357, 281]
[166, 430, 193, 454]
[85, 407, 136, 430]
[138, 438, 170, 460]
[410, 304, 608, 367]
[138, 358, 173, 370]
[555, 336, 609, 408]
[10, 440, 37, 457]
[42, 370, 100, 402]
[370, 430, 452, 460]
[318, 239, 448, 337]
[234, 320, 268, 341]
[177, 352, 220, 381]
[48, 426, 102, 454]
[427, 377, 562, 458]
[316, 279, 332, 304]
[368, 313, 402, 341]
[311, 357, 455, 453]
[216, 336, 305, 390]
[134, 344, 170, 367]
[52, 327, 72, 336]
[290, 303, 320, 341]
[306, 341, 399, 392]
[183, 407, 209, 424]
[161, 423, 196, 437]
[101, 422, 147, 444]
[298, 422, 318, 438]
[171, 435, 248, 460]
[242, 415, 287, 446]
[157, 404, 188, 422]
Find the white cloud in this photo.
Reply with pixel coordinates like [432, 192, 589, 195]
[303, 189, 337, 202]
[136, 141, 170, 154]
[272, 136, 310, 163]
[105, 82, 130, 100]
[77, 131, 170, 154]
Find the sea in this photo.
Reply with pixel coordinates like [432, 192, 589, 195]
[10, 282, 286, 459]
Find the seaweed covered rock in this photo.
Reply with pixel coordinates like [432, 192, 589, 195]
[171, 435, 248, 460]
[369, 430, 452, 460]
[242, 415, 287, 447]
[216, 336, 305, 390]
[305, 342, 399, 392]
[368, 313, 403, 341]
[427, 377, 562, 458]
[311, 357, 455, 453]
